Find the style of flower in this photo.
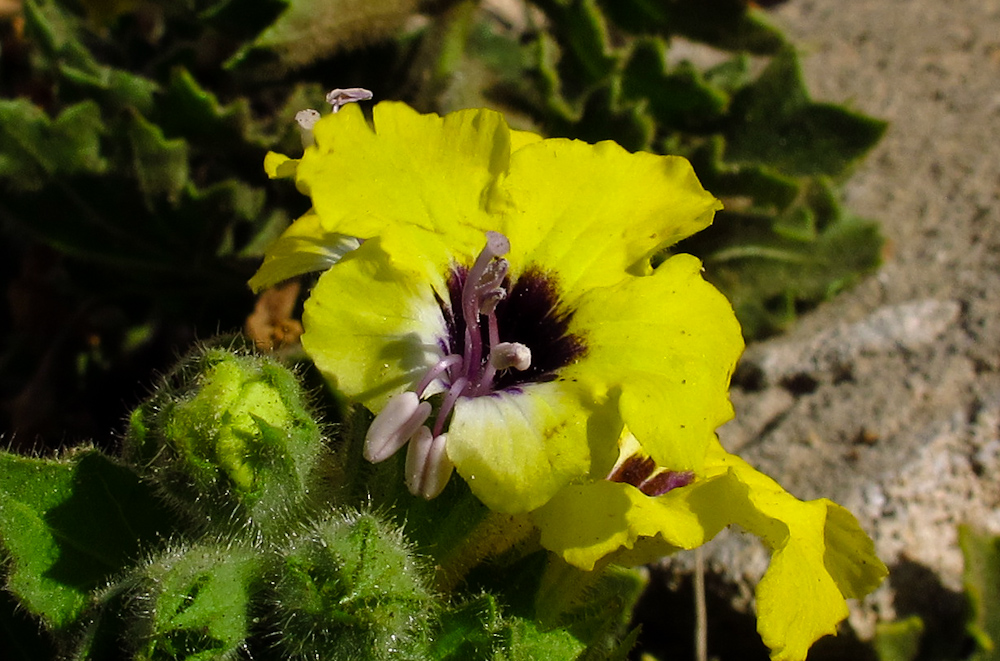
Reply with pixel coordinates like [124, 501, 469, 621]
[251, 99, 886, 660]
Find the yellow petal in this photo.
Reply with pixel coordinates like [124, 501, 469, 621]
[248, 211, 359, 292]
[263, 151, 298, 179]
[704, 441, 887, 661]
[497, 138, 722, 300]
[297, 102, 510, 262]
[447, 381, 592, 514]
[565, 253, 744, 473]
[301, 236, 448, 410]
[533, 478, 724, 571]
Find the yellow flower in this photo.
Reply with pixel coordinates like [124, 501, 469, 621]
[251, 100, 886, 660]
[250, 101, 736, 513]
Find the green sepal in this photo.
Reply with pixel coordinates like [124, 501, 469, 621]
[0, 448, 179, 630]
[724, 48, 888, 178]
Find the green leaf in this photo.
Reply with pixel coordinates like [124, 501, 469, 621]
[597, 0, 787, 54]
[0, 448, 178, 630]
[0, 99, 107, 191]
[534, 0, 619, 90]
[621, 39, 728, 131]
[126, 111, 190, 205]
[678, 178, 884, 338]
[688, 136, 801, 214]
[874, 615, 924, 661]
[431, 592, 587, 661]
[537, 561, 645, 659]
[430, 593, 506, 660]
[550, 83, 655, 151]
[156, 68, 264, 152]
[23, 0, 157, 112]
[961, 526, 1000, 659]
[703, 54, 754, 94]
[270, 512, 437, 661]
[198, 0, 289, 41]
[246, 0, 420, 70]
[724, 48, 888, 177]
[504, 617, 585, 661]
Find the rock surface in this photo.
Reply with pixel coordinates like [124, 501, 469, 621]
[667, 0, 1000, 645]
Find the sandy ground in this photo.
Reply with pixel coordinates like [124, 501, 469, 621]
[682, 0, 1000, 643]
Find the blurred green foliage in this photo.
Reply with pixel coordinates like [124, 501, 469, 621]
[0, 0, 885, 443]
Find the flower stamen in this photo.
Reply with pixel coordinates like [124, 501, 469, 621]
[415, 354, 464, 399]
[295, 109, 322, 148]
[364, 392, 432, 463]
[433, 376, 468, 437]
[405, 428, 454, 499]
[326, 87, 374, 113]
[461, 232, 511, 384]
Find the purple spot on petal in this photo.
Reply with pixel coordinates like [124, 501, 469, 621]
[639, 470, 695, 497]
[443, 265, 585, 390]
[609, 455, 657, 487]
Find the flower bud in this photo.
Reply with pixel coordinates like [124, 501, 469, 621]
[269, 511, 436, 660]
[126, 541, 260, 661]
[125, 345, 325, 534]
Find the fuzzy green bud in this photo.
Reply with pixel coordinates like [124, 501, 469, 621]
[125, 345, 325, 533]
[271, 511, 436, 661]
[127, 541, 261, 661]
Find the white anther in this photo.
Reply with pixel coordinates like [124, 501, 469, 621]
[484, 230, 511, 258]
[405, 427, 454, 500]
[364, 392, 432, 463]
[489, 342, 532, 372]
[295, 108, 321, 130]
[480, 257, 509, 286]
[479, 288, 506, 315]
[295, 109, 321, 148]
[326, 87, 374, 113]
